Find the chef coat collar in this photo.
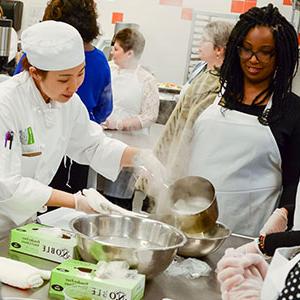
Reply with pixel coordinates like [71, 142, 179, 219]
[25, 72, 63, 111]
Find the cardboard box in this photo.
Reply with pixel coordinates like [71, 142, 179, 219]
[9, 223, 77, 263]
[49, 259, 145, 300]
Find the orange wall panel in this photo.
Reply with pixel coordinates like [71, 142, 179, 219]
[231, 0, 244, 13]
[112, 12, 124, 24]
[283, 0, 292, 5]
[244, 0, 256, 12]
[181, 7, 193, 21]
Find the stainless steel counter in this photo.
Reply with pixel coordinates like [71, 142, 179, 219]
[0, 234, 251, 300]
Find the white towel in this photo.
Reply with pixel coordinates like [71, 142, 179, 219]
[0, 257, 51, 289]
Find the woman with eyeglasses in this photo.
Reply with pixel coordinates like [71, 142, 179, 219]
[186, 4, 299, 237]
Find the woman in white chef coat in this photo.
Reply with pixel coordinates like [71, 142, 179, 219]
[103, 28, 159, 133]
[0, 20, 155, 239]
[186, 4, 300, 236]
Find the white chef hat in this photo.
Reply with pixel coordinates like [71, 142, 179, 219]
[21, 20, 85, 71]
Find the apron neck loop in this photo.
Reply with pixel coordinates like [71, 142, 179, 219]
[258, 94, 273, 126]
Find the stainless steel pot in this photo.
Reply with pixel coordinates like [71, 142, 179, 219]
[168, 176, 218, 234]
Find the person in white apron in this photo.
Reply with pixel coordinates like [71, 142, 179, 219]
[103, 28, 159, 134]
[101, 28, 160, 202]
[0, 21, 163, 239]
[186, 4, 300, 236]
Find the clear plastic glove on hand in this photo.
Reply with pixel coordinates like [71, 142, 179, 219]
[133, 149, 167, 195]
[260, 208, 288, 235]
[217, 251, 268, 294]
[82, 188, 144, 217]
[102, 118, 123, 130]
[74, 191, 98, 214]
[236, 241, 260, 255]
[0, 257, 51, 289]
[222, 266, 264, 300]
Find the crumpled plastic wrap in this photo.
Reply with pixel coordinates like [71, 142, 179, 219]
[95, 261, 138, 279]
[165, 257, 211, 279]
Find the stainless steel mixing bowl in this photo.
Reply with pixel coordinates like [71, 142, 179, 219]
[177, 222, 231, 257]
[70, 214, 187, 279]
[169, 176, 218, 234]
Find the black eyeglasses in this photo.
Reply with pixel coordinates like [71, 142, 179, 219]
[237, 46, 275, 63]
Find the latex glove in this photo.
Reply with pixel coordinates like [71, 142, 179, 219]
[82, 188, 144, 218]
[217, 252, 268, 294]
[0, 257, 51, 289]
[260, 208, 288, 235]
[74, 191, 97, 214]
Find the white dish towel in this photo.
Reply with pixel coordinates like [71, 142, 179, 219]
[0, 257, 51, 289]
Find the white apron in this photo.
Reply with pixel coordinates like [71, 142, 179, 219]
[261, 246, 300, 299]
[110, 66, 148, 135]
[187, 95, 282, 236]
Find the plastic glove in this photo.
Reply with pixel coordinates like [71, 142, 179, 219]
[133, 149, 167, 197]
[236, 241, 261, 255]
[260, 208, 288, 235]
[217, 252, 268, 295]
[82, 188, 144, 217]
[223, 266, 263, 300]
[0, 257, 51, 289]
[102, 118, 123, 130]
[74, 191, 97, 214]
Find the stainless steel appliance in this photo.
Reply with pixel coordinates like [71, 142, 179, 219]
[0, 18, 11, 71]
[0, 0, 23, 31]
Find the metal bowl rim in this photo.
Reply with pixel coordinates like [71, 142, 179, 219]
[185, 222, 231, 241]
[70, 213, 187, 250]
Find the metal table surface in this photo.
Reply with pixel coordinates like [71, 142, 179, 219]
[0, 234, 251, 300]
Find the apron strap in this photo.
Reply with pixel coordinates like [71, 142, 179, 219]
[214, 89, 273, 125]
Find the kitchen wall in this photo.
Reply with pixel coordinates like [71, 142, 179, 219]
[18, 0, 298, 84]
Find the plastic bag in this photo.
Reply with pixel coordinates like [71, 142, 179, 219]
[165, 257, 211, 279]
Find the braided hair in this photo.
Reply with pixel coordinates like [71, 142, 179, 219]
[220, 3, 299, 122]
